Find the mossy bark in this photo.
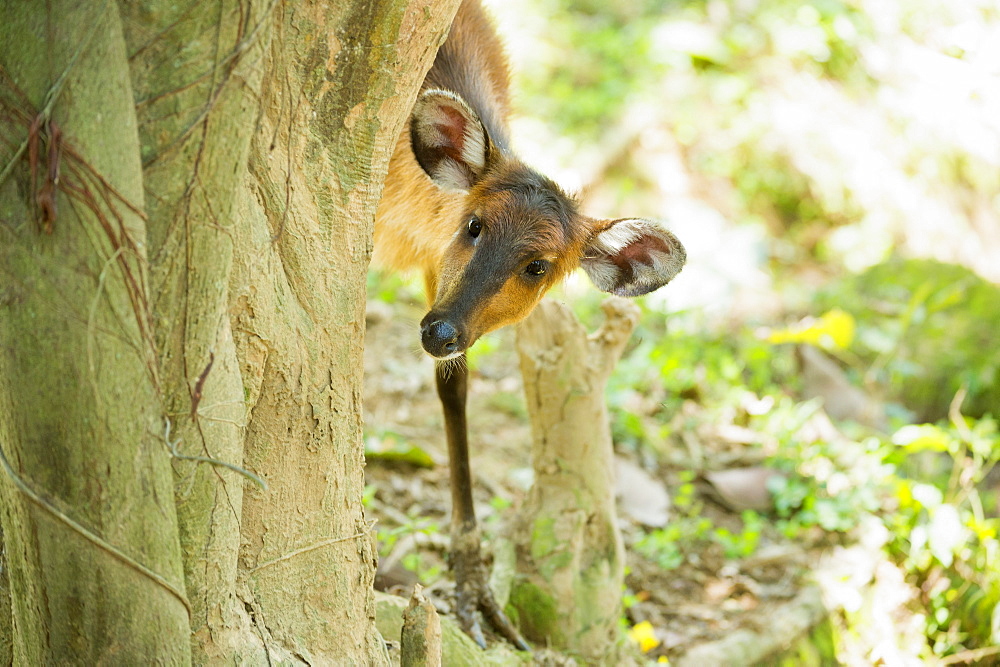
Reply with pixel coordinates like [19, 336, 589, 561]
[1, 0, 457, 662]
[0, 528, 12, 665]
[230, 0, 458, 661]
[401, 584, 443, 667]
[117, 0, 273, 659]
[0, 1, 190, 662]
[510, 298, 638, 662]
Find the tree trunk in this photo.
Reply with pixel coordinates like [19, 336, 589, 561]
[117, 0, 274, 659]
[230, 0, 457, 660]
[1, 0, 457, 662]
[510, 298, 638, 662]
[0, 1, 190, 662]
[1, 528, 13, 665]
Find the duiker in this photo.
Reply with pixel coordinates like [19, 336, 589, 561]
[373, 0, 685, 649]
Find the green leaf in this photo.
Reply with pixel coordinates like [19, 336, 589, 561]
[364, 434, 435, 468]
[891, 424, 951, 453]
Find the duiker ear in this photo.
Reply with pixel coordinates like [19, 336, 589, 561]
[581, 218, 687, 297]
[410, 89, 490, 192]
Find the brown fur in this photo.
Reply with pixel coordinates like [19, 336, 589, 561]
[374, 0, 683, 354]
[373, 0, 512, 286]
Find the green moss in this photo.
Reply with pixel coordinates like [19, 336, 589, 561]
[529, 517, 558, 560]
[508, 579, 562, 644]
[526, 517, 573, 580]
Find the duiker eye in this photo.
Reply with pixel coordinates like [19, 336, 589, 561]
[525, 260, 548, 277]
[467, 216, 482, 238]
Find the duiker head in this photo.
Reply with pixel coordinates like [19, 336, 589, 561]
[410, 89, 686, 360]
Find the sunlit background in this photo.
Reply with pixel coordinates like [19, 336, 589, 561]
[490, 0, 1000, 315]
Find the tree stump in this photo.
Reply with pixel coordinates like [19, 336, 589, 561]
[401, 584, 442, 667]
[509, 297, 639, 661]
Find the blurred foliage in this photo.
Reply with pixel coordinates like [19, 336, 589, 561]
[521, 0, 874, 137]
[888, 418, 1000, 655]
[375, 508, 446, 583]
[366, 268, 425, 306]
[634, 485, 763, 568]
[516, 0, 878, 252]
[549, 267, 998, 662]
[503, 0, 1000, 277]
[496, 3, 1000, 657]
[606, 301, 999, 661]
[365, 430, 436, 468]
[815, 258, 1000, 421]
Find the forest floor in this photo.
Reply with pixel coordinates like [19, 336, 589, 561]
[361, 290, 921, 665]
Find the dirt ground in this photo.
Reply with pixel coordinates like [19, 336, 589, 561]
[362, 292, 903, 663]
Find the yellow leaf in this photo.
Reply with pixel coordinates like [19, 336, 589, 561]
[892, 424, 951, 453]
[766, 309, 855, 350]
[628, 620, 660, 653]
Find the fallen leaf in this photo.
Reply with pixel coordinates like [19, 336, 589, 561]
[797, 345, 887, 430]
[766, 309, 855, 349]
[703, 467, 785, 513]
[616, 457, 671, 527]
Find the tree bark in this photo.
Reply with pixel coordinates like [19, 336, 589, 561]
[1, 0, 457, 662]
[0, 1, 190, 662]
[230, 0, 458, 660]
[510, 298, 638, 662]
[118, 0, 273, 659]
[1, 528, 12, 665]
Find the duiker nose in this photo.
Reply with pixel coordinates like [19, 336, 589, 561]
[420, 318, 462, 358]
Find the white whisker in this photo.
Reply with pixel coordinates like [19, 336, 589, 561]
[437, 354, 468, 380]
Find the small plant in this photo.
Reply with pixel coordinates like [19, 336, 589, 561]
[377, 516, 442, 557]
[634, 472, 765, 568]
[400, 552, 444, 583]
[634, 520, 707, 571]
[712, 511, 764, 559]
[886, 412, 1000, 659]
[634, 472, 710, 570]
[373, 510, 446, 583]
